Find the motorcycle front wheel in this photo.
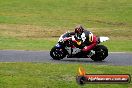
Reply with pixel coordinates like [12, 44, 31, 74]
[50, 46, 67, 60]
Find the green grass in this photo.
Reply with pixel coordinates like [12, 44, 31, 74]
[0, 37, 131, 52]
[0, 63, 132, 88]
[0, 1, 131, 88]
[103, 40, 132, 52]
[0, 0, 132, 28]
[0, 37, 56, 50]
[0, 0, 132, 51]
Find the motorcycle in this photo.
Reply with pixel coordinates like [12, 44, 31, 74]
[50, 32, 109, 61]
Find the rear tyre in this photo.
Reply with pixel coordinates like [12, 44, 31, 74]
[50, 46, 67, 60]
[91, 45, 108, 61]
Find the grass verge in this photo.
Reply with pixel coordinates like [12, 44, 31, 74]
[0, 62, 132, 88]
[0, 37, 132, 52]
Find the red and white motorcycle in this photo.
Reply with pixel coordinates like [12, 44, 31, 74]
[50, 32, 109, 61]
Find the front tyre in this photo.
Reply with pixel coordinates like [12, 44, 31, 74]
[91, 45, 108, 61]
[50, 46, 67, 60]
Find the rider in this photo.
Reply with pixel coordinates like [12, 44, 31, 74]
[66, 25, 98, 53]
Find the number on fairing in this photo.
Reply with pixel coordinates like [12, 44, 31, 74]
[89, 32, 93, 42]
[81, 33, 86, 42]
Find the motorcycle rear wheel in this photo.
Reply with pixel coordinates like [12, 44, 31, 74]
[91, 45, 108, 61]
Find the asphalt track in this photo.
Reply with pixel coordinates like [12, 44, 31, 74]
[0, 50, 132, 66]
